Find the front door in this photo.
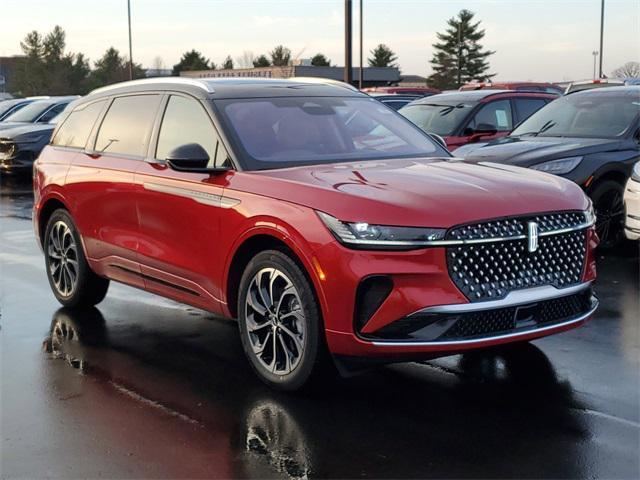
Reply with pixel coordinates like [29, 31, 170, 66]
[134, 94, 233, 312]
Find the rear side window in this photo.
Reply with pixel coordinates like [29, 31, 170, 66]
[52, 100, 106, 148]
[155, 95, 229, 167]
[39, 103, 68, 123]
[95, 95, 161, 157]
[514, 98, 548, 124]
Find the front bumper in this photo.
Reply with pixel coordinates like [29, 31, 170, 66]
[624, 178, 640, 240]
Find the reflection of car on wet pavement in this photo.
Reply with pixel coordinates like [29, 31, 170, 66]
[34, 77, 599, 390]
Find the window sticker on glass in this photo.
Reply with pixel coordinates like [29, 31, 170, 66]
[495, 110, 508, 128]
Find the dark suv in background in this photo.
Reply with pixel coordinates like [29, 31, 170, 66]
[0, 96, 77, 131]
[399, 90, 557, 151]
[455, 86, 640, 248]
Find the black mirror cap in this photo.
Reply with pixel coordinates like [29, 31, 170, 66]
[166, 143, 210, 170]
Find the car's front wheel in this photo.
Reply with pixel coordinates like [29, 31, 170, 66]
[44, 209, 110, 307]
[591, 180, 625, 249]
[238, 250, 329, 390]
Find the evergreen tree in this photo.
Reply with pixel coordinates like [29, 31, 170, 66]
[270, 45, 291, 67]
[222, 55, 234, 70]
[90, 47, 144, 88]
[310, 53, 331, 67]
[172, 50, 211, 76]
[253, 55, 271, 68]
[368, 44, 398, 68]
[428, 9, 495, 90]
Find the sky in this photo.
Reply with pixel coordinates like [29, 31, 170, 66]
[1, 0, 638, 82]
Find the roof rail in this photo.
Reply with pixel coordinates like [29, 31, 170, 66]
[291, 77, 359, 92]
[89, 77, 215, 95]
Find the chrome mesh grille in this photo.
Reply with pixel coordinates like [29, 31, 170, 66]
[446, 213, 588, 302]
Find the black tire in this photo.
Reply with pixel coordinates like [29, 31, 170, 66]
[44, 209, 109, 307]
[237, 250, 330, 391]
[590, 180, 625, 249]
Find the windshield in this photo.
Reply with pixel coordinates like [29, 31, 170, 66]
[3, 101, 54, 123]
[215, 96, 447, 170]
[399, 102, 475, 136]
[511, 92, 640, 138]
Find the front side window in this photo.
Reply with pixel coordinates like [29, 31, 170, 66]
[467, 99, 513, 132]
[52, 100, 106, 149]
[95, 95, 161, 157]
[39, 103, 68, 123]
[156, 95, 228, 168]
[216, 96, 445, 170]
[400, 102, 476, 136]
[512, 92, 640, 138]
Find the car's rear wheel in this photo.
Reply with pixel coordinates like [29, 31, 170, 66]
[238, 250, 329, 390]
[44, 209, 109, 307]
[590, 180, 625, 249]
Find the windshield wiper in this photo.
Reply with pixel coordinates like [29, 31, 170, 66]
[517, 120, 556, 137]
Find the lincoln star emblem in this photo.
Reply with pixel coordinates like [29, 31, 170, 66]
[527, 221, 539, 253]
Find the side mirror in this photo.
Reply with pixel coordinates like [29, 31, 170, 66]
[166, 143, 229, 173]
[465, 123, 498, 143]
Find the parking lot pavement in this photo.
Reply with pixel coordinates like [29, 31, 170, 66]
[1, 186, 638, 479]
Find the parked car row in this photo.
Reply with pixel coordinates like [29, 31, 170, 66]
[0, 96, 78, 175]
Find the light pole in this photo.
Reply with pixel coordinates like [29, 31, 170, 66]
[127, 0, 133, 80]
[359, 0, 363, 90]
[598, 0, 605, 78]
[592, 50, 598, 79]
[344, 0, 353, 85]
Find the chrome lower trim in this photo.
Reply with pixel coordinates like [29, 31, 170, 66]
[410, 282, 592, 315]
[371, 297, 598, 347]
[143, 182, 240, 208]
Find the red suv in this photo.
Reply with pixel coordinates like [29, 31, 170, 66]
[399, 90, 557, 151]
[34, 78, 598, 390]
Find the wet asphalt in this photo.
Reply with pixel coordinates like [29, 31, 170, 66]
[1, 177, 639, 479]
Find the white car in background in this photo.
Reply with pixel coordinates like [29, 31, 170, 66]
[624, 162, 640, 240]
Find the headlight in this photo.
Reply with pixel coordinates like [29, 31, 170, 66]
[632, 162, 640, 182]
[530, 156, 583, 175]
[317, 211, 446, 249]
[584, 200, 596, 226]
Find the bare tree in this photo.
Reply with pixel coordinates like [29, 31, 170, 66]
[236, 50, 255, 68]
[612, 61, 640, 78]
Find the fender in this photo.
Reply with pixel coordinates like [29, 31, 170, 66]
[221, 216, 330, 321]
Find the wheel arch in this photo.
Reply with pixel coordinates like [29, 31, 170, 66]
[37, 196, 70, 248]
[223, 229, 326, 321]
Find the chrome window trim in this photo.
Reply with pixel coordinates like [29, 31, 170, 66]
[371, 294, 597, 347]
[409, 281, 592, 315]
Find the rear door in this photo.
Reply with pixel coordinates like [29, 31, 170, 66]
[64, 94, 162, 287]
[134, 93, 233, 311]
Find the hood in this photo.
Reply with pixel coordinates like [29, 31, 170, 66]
[0, 123, 54, 141]
[459, 135, 628, 167]
[0, 121, 31, 132]
[228, 158, 589, 228]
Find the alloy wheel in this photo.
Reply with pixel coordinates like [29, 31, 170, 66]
[594, 189, 625, 248]
[47, 221, 79, 297]
[245, 267, 306, 376]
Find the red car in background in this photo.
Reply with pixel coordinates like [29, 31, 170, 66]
[460, 81, 564, 95]
[361, 86, 440, 96]
[34, 78, 597, 390]
[399, 90, 557, 151]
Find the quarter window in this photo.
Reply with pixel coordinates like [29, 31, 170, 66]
[52, 100, 106, 149]
[95, 95, 161, 157]
[156, 95, 229, 168]
[468, 100, 513, 132]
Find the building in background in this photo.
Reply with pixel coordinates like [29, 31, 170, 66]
[0, 55, 25, 98]
[180, 65, 401, 88]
